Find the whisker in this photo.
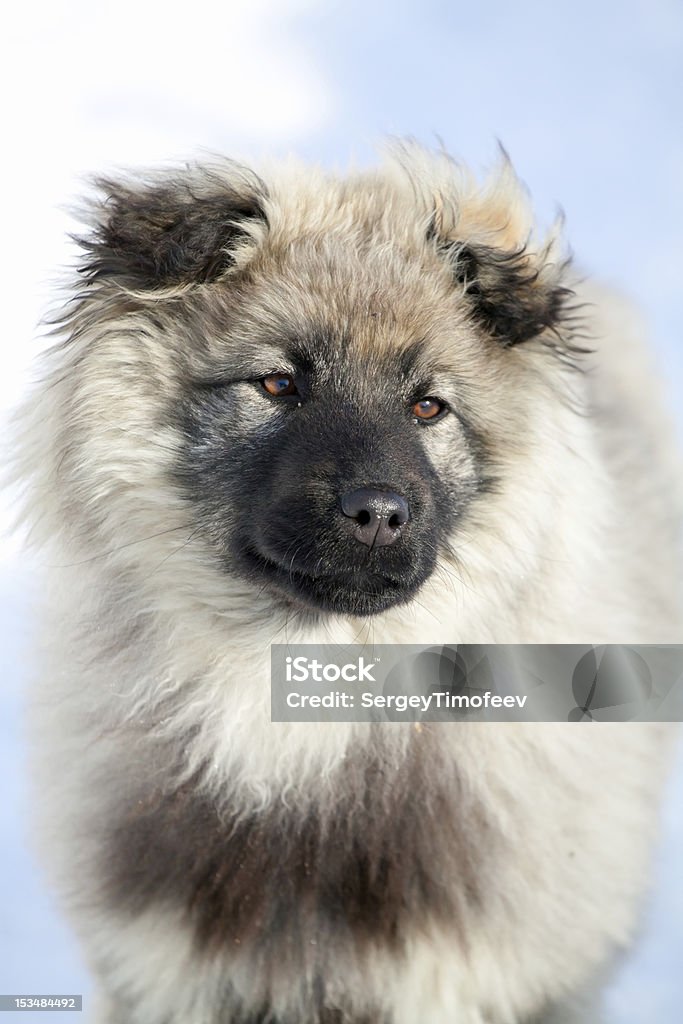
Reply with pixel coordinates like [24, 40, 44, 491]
[142, 526, 205, 582]
[48, 524, 195, 568]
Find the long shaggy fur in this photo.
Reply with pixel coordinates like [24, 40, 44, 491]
[15, 143, 682, 1024]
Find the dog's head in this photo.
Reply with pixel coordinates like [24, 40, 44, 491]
[31, 146, 581, 619]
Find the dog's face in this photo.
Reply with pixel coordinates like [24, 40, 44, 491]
[52, 149, 576, 619]
[180, 318, 470, 617]
[176, 240, 495, 617]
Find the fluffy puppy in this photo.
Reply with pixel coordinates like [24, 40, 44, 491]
[16, 144, 681, 1023]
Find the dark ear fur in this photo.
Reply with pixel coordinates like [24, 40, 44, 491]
[79, 165, 268, 289]
[428, 217, 573, 347]
[452, 242, 572, 347]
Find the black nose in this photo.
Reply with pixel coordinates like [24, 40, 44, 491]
[341, 487, 410, 548]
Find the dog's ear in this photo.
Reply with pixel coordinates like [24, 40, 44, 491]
[434, 236, 572, 347]
[416, 152, 574, 347]
[78, 163, 268, 290]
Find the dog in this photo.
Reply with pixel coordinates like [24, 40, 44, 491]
[16, 143, 681, 1023]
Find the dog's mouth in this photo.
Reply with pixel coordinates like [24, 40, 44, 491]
[240, 546, 415, 616]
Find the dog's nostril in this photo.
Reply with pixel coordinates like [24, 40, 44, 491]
[341, 488, 410, 548]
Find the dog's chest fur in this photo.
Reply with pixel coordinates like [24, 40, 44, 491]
[103, 730, 492, 967]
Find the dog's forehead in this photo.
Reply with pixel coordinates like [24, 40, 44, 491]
[228, 315, 440, 390]
[234, 287, 459, 385]
[238, 228, 468, 371]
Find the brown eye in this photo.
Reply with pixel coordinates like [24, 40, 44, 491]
[412, 397, 445, 421]
[261, 373, 299, 398]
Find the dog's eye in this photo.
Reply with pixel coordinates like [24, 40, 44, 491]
[412, 397, 446, 421]
[261, 373, 299, 398]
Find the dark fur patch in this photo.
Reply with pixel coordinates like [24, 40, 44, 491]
[454, 243, 572, 346]
[427, 212, 574, 347]
[103, 732, 493, 995]
[78, 169, 268, 289]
